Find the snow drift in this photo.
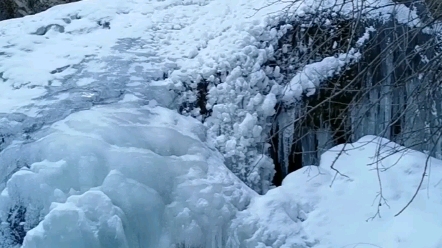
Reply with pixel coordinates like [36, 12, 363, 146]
[278, 136, 442, 248]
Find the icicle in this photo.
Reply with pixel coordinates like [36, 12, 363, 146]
[379, 29, 394, 139]
[403, 77, 425, 151]
[278, 107, 296, 176]
[316, 122, 333, 160]
[367, 69, 380, 137]
[391, 76, 405, 145]
[433, 94, 442, 159]
[277, 116, 284, 174]
[350, 99, 363, 142]
[301, 126, 318, 166]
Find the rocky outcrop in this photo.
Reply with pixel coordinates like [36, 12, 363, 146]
[0, 0, 78, 21]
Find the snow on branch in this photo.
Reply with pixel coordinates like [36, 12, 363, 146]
[281, 26, 375, 105]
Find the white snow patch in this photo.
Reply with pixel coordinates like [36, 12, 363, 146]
[282, 49, 362, 103]
[282, 26, 375, 104]
[75, 77, 95, 86]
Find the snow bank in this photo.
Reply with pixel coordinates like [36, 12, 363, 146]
[272, 135, 442, 248]
[225, 135, 442, 248]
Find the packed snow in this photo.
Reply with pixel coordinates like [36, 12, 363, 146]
[0, 0, 441, 247]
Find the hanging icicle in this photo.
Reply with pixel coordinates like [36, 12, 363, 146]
[277, 106, 296, 177]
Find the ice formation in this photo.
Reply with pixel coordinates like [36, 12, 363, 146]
[0, 101, 256, 248]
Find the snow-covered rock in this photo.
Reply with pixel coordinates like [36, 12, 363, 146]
[0, 0, 78, 21]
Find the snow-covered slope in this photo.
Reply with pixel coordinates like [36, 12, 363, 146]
[0, 0, 287, 115]
[1, 0, 442, 247]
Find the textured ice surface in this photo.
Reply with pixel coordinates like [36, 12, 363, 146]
[0, 101, 254, 248]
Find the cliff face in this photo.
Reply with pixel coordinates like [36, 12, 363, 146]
[0, 0, 78, 20]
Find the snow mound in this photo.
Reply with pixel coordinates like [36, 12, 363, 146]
[277, 135, 442, 248]
[227, 186, 315, 248]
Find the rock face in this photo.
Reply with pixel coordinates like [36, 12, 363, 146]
[0, 0, 78, 21]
